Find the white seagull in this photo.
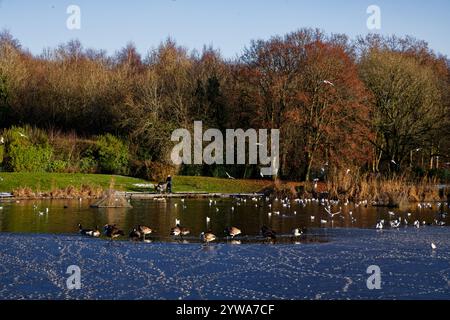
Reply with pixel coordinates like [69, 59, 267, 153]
[225, 171, 235, 180]
[376, 221, 384, 230]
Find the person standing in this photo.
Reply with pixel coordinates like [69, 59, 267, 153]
[166, 175, 173, 193]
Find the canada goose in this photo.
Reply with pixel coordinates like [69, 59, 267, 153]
[414, 220, 420, 228]
[390, 220, 401, 228]
[129, 228, 142, 241]
[137, 225, 153, 239]
[78, 224, 101, 238]
[261, 226, 276, 240]
[224, 226, 242, 238]
[103, 224, 125, 239]
[170, 224, 190, 237]
[376, 221, 384, 230]
[200, 232, 216, 244]
[434, 219, 446, 227]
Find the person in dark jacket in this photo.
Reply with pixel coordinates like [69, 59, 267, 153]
[166, 175, 173, 193]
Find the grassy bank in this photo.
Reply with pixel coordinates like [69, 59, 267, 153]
[0, 173, 148, 194]
[0, 172, 271, 196]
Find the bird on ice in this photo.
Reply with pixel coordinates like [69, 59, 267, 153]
[376, 221, 384, 230]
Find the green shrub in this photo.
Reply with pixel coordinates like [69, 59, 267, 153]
[3, 126, 53, 172]
[95, 134, 129, 174]
[48, 160, 68, 173]
[0, 144, 4, 165]
[79, 156, 98, 173]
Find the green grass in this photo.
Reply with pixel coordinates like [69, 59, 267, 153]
[0, 173, 272, 194]
[0, 172, 148, 192]
[172, 176, 271, 193]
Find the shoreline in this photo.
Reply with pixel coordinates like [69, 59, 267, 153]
[0, 192, 266, 202]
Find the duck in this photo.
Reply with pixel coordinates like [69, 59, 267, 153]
[78, 224, 101, 238]
[200, 231, 216, 244]
[261, 226, 276, 240]
[224, 226, 242, 238]
[434, 219, 446, 227]
[103, 224, 125, 239]
[292, 228, 303, 237]
[129, 228, 142, 241]
[137, 225, 154, 240]
[431, 242, 437, 250]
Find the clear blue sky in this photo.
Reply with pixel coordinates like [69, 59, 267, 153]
[0, 0, 449, 58]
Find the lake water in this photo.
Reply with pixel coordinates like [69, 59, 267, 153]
[0, 197, 448, 243]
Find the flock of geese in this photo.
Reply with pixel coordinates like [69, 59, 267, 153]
[78, 221, 304, 244]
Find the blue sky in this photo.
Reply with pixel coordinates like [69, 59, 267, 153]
[0, 0, 449, 58]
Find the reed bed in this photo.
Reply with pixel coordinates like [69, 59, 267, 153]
[12, 184, 103, 199]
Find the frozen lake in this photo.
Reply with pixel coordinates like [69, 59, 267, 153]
[0, 228, 449, 300]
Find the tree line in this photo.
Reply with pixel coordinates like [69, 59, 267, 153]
[0, 28, 449, 181]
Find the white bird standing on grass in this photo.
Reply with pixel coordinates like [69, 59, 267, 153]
[0, 136, 4, 144]
[323, 80, 335, 86]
